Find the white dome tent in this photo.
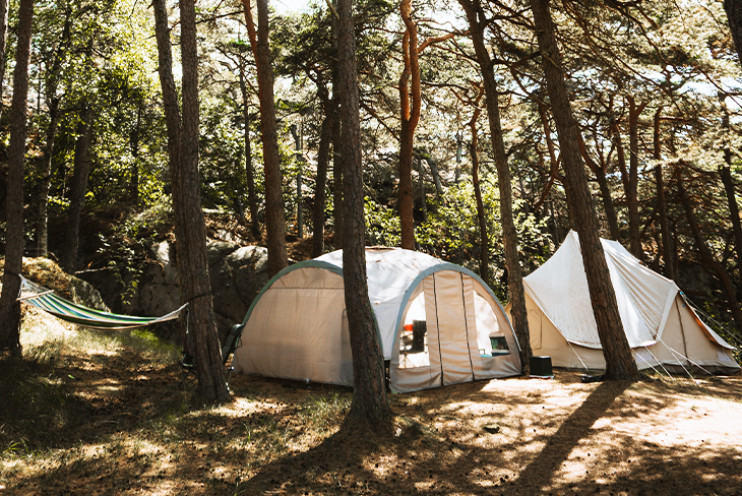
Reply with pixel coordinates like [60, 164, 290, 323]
[517, 231, 739, 373]
[233, 247, 522, 392]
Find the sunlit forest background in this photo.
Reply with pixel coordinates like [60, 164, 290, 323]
[1, 0, 740, 344]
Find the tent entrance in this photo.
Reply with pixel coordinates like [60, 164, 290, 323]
[395, 271, 478, 390]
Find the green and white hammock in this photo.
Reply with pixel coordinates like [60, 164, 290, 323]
[19, 277, 186, 331]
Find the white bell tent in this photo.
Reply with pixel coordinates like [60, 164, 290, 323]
[233, 247, 522, 392]
[519, 231, 739, 373]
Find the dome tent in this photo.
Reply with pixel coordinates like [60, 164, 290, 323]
[233, 247, 522, 393]
[518, 231, 739, 373]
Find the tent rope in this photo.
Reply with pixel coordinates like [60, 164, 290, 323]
[679, 292, 742, 349]
[661, 341, 715, 376]
[634, 347, 672, 379]
[566, 340, 591, 371]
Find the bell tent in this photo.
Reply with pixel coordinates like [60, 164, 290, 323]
[233, 247, 522, 392]
[519, 231, 739, 373]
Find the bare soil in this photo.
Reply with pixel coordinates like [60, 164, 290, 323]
[2, 319, 741, 496]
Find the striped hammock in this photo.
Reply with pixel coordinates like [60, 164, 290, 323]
[19, 277, 186, 331]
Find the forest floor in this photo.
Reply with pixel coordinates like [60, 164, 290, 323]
[1, 306, 742, 496]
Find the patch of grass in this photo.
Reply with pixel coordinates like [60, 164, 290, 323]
[0, 355, 85, 453]
[297, 392, 351, 432]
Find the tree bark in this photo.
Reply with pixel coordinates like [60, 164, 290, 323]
[312, 85, 334, 257]
[153, 0, 229, 404]
[0, 0, 34, 354]
[461, 0, 532, 371]
[35, 97, 60, 257]
[579, 135, 620, 239]
[242, 0, 288, 277]
[653, 108, 674, 279]
[238, 64, 261, 240]
[398, 0, 420, 250]
[336, 0, 391, 426]
[466, 95, 490, 285]
[626, 96, 647, 259]
[61, 105, 94, 272]
[528, 0, 638, 380]
[0, 0, 9, 122]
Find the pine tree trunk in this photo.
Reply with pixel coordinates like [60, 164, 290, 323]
[528, 0, 638, 380]
[725, 0, 742, 69]
[468, 106, 490, 285]
[626, 96, 646, 259]
[720, 105, 742, 276]
[238, 66, 261, 240]
[35, 97, 60, 257]
[336, 0, 391, 426]
[311, 88, 333, 258]
[653, 109, 674, 279]
[461, 0, 532, 371]
[0, 0, 34, 354]
[0, 0, 9, 122]
[153, 0, 229, 404]
[242, 0, 287, 277]
[61, 105, 94, 272]
[332, 97, 344, 248]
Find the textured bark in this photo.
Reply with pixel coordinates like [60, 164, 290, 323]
[336, 0, 391, 426]
[678, 172, 742, 333]
[35, 98, 60, 257]
[238, 66, 261, 240]
[0, 0, 34, 354]
[398, 0, 420, 250]
[332, 97, 344, 248]
[467, 97, 490, 285]
[242, 0, 288, 277]
[579, 135, 620, 240]
[154, 0, 229, 404]
[0, 0, 9, 122]
[34, 8, 72, 257]
[61, 105, 94, 272]
[653, 109, 674, 279]
[529, 0, 638, 380]
[461, 0, 532, 370]
[626, 96, 647, 258]
[312, 86, 334, 257]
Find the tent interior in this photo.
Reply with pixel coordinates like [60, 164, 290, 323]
[233, 248, 522, 392]
[517, 231, 739, 374]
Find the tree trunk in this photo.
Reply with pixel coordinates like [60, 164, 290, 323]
[35, 97, 60, 257]
[398, 0, 421, 250]
[61, 105, 94, 272]
[0, 0, 9, 122]
[626, 96, 647, 258]
[528, 0, 638, 380]
[312, 87, 334, 258]
[579, 135, 620, 239]
[0, 0, 34, 354]
[332, 97, 344, 248]
[242, 0, 288, 277]
[678, 171, 742, 332]
[154, 0, 229, 404]
[336, 0, 391, 426]
[461, 0, 532, 371]
[467, 102, 490, 285]
[238, 65, 261, 240]
[653, 108, 674, 279]
[130, 104, 141, 205]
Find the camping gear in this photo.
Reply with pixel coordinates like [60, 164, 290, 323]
[529, 355, 553, 378]
[19, 277, 185, 331]
[516, 231, 739, 373]
[233, 247, 522, 393]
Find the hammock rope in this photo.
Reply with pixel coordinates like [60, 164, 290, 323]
[18, 276, 186, 331]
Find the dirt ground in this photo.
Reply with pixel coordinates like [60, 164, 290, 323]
[2, 318, 742, 496]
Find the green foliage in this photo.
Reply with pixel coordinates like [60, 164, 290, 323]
[364, 196, 401, 247]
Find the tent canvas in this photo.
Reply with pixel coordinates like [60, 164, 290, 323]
[233, 247, 522, 392]
[517, 231, 739, 373]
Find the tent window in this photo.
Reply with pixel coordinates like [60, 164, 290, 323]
[399, 292, 430, 368]
[474, 293, 510, 357]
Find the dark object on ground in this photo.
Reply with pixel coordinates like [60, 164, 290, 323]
[581, 373, 606, 383]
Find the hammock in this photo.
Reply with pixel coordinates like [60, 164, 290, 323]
[19, 276, 186, 331]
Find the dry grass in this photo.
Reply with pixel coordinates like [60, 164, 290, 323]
[2, 308, 741, 495]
